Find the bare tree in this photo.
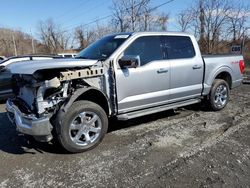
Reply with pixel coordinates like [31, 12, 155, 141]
[186, 0, 232, 53]
[111, 0, 129, 32]
[140, 5, 151, 31]
[0, 28, 41, 56]
[75, 26, 95, 49]
[177, 9, 194, 32]
[127, 0, 151, 31]
[198, 0, 206, 53]
[0, 29, 15, 56]
[227, 3, 249, 41]
[74, 23, 113, 50]
[178, 0, 233, 53]
[75, 26, 85, 49]
[37, 19, 70, 53]
[111, 0, 151, 32]
[157, 13, 169, 31]
[94, 23, 114, 39]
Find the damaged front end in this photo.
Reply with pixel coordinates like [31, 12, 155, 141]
[6, 66, 105, 142]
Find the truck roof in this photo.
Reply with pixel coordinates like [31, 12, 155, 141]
[110, 31, 193, 38]
[132, 31, 192, 37]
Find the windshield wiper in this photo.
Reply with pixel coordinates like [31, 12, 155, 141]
[98, 57, 107, 61]
[75, 56, 89, 59]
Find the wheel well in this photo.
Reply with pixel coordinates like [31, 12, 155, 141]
[76, 89, 110, 115]
[215, 72, 232, 89]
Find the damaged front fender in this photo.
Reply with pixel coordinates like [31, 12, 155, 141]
[55, 87, 111, 128]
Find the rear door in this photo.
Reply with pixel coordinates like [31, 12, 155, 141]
[163, 36, 204, 102]
[115, 36, 171, 114]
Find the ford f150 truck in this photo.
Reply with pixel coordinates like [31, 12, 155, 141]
[6, 32, 244, 153]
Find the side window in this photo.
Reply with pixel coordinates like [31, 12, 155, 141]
[123, 36, 164, 66]
[164, 36, 195, 59]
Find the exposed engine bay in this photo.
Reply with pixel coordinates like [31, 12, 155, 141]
[11, 66, 106, 118]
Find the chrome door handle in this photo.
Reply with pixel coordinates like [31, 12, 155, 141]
[157, 68, 168, 74]
[193, 65, 202, 70]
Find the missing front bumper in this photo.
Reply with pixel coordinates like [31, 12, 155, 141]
[6, 99, 53, 140]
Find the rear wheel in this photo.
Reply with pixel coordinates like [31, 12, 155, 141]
[207, 79, 229, 111]
[56, 100, 108, 153]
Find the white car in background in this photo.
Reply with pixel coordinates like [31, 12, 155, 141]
[58, 53, 77, 58]
[0, 55, 60, 67]
[0, 55, 61, 99]
[0, 56, 6, 61]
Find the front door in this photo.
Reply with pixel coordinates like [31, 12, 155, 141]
[115, 36, 171, 114]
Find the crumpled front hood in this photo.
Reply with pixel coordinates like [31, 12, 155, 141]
[7, 58, 98, 74]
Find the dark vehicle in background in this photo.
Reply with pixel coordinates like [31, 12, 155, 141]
[0, 56, 6, 61]
[0, 55, 61, 99]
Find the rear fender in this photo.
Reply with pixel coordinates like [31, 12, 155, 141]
[203, 66, 233, 95]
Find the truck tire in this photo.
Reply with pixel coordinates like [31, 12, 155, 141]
[56, 100, 108, 153]
[208, 79, 230, 111]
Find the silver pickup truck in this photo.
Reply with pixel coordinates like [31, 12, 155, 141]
[6, 32, 245, 153]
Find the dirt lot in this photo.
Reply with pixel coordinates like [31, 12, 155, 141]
[0, 85, 250, 188]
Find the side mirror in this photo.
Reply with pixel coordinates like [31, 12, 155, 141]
[118, 55, 140, 69]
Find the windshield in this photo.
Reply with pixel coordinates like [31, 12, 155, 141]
[75, 34, 130, 60]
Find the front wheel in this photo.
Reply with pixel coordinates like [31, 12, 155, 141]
[207, 79, 230, 111]
[56, 100, 108, 153]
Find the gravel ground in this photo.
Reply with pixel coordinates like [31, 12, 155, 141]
[0, 85, 250, 188]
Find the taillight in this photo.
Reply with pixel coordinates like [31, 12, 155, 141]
[239, 60, 245, 74]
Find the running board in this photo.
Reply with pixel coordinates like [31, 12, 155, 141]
[117, 98, 201, 121]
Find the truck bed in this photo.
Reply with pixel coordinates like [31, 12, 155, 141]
[202, 54, 243, 95]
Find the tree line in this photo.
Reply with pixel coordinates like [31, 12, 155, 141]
[178, 0, 249, 54]
[0, 0, 249, 57]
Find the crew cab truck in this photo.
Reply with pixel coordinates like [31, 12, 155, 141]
[6, 32, 244, 153]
